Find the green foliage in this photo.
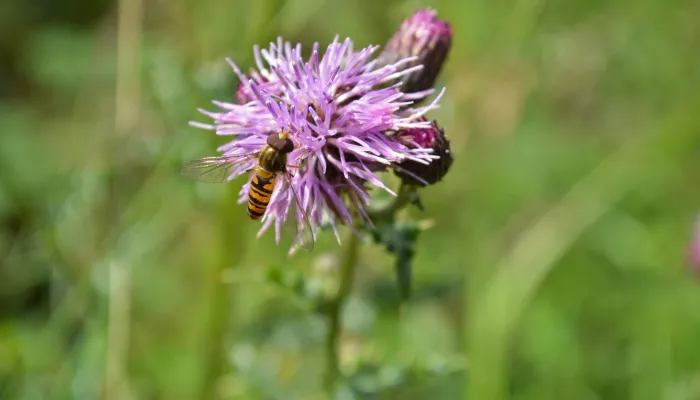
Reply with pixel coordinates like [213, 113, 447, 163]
[1, 0, 700, 399]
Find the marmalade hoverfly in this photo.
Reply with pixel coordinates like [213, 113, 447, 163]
[181, 130, 314, 252]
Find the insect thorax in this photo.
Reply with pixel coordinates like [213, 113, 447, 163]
[257, 145, 288, 173]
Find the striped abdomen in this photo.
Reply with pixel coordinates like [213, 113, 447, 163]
[247, 167, 276, 220]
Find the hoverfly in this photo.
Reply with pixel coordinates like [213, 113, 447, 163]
[181, 130, 314, 252]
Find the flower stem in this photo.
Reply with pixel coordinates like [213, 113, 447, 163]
[324, 230, 360, 393]
[368, 183, 420, 222]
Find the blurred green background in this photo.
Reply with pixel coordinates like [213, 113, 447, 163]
[2, 0, 700, 398]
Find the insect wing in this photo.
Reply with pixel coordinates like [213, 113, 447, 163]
[181, 153, 259, 183]
[280, 172, 315, 252]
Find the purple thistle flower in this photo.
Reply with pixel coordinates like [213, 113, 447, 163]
[190, 36, 445, 248]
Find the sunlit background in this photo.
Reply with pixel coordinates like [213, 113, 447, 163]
[2, 0, 700, 398]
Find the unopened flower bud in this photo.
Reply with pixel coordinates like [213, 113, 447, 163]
[378, 9, 452, 94]
[393, 120, 453, 186]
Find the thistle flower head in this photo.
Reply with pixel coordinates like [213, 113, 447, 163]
[190, 36, 445, 246]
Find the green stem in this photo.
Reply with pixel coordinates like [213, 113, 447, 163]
[201, 186, 246, 399]
[324, 231, 360, 393]
[368, 183, 419, 222]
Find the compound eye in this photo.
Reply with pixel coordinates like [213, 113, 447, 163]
[279, 138, 295, 153]
[267, 134, 295, 153]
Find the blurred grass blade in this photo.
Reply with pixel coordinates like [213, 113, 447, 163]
[467, 102, 700, 400]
